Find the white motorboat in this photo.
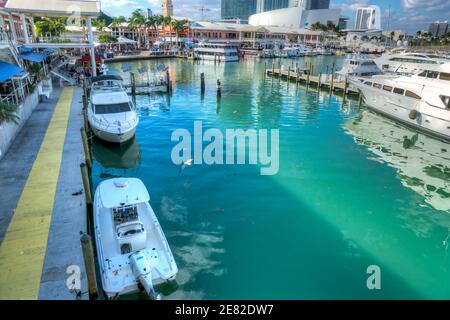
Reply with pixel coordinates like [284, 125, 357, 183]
[374, 49, 450, 75]
[337, 54, 382, 79]
[194, 42, 239, 62]
[349, 63, 450, 141]
[94, 178, 178, 299]
[88, 75, 138, 144]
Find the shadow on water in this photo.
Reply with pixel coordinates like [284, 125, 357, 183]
[93, 57, 450, 299]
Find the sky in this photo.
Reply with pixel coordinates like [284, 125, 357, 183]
[100, 0, 450, 33]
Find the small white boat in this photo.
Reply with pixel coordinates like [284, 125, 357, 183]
[88, 75, 138, 144]
[94, 178, 178, 299]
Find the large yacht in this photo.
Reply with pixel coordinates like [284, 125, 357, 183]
[88, 75, 139, 144]
[337, 54, 382, 79]
[349, 63, 450, 141]
[374, 49, 450, 75]
[194, 42, 239, 62]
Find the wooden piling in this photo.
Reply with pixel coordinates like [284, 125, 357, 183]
[287, 66, 291, 82]
[329, 63, 335, 94]
[317, 73, 321, 92]
[80, 128, 91, 168]
[130, 72, 136, 95]
[80, 163, 92, 207]
[200, 73, 205, 95]
[80, 233, 98, 300]
[166, 70, 171, 94]
[216, 79, 221, 98]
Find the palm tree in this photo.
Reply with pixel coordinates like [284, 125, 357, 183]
[163, 16, 173, 44]
[129, 10, 146, 48]
[171, 19, 188, 45]
[111, 16, 127, 37]
[146, 16, 158, 44]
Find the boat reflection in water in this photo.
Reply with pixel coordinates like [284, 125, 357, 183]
[344, 110, 450, 212]
[92, 136, 141, 170]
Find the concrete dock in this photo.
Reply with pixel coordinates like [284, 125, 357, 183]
[0, 87, 87, 300]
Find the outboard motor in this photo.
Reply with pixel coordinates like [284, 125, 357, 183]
[130, 252, 161, 300]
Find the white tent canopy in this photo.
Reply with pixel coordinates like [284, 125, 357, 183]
[4, 0, 100, 17]
[117, 36, 137, 44]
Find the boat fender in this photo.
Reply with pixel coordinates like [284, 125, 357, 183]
[409, 110, 420, 120]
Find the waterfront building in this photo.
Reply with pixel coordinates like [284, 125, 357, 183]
[428, 21, 448, 37]
[249, 4, 341, 29]
[162, 0, 174, 17]
[221, 0, 257, 23]
[354, 7, 380, 30]
[190, 21, 323, 46]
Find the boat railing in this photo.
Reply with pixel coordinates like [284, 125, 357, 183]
[91, 114, 137, 131]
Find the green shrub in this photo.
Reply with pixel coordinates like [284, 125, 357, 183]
[0, 102, 20, 125]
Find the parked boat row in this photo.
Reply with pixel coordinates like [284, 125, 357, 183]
[87, 72, 178, 299]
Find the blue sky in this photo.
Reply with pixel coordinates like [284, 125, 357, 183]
[100, 0, 450, 33]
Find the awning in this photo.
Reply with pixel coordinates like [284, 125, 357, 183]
[42, 48, 57, 54]
[0, 61, 24, 83]
[19, 52, 48, 63]
[18, 46, 33, 54]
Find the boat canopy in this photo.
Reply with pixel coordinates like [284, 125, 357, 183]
[0, 61, 25, 83]
[91, 75, 123, 83]
[19, 52, 48, 63]
[99, 178, 150, 209]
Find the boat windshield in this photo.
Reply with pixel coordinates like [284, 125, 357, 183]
[92, 80, 123, 92]
[95, 103, 131, 115]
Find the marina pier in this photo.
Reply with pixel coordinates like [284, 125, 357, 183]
[266, 68, 360, 96]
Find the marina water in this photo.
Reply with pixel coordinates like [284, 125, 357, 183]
[91, 57, 450, 299]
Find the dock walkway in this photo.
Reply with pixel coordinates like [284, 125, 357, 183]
[266, 69, 359, 95]
[0, 87, 87, 300]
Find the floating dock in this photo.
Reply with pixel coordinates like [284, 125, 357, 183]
[266, 69, 360, 96]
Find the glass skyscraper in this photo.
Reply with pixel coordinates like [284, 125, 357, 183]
[255, 0, 330, 13]
[256, 0, 289, 13]
[221, 0, 257, 22]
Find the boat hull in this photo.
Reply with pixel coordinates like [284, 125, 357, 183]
[91, 125, 136, 144]
[357, 85, 450, 141]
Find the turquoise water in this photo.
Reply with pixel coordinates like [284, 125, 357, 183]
[92, 57, 450, 299]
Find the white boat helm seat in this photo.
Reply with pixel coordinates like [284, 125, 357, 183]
[116, 220, 147, 254]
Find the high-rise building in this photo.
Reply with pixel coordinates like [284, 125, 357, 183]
[298, 0, 330, 10]
[355, 7, 380, 30]
[162, 0, 174, 17]
[428, 21, 448, 37]
[256, 0, 289, 13]
[147, 8, 153, 18]
[221, 0, 257, 22]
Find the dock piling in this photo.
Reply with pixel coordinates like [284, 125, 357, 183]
[80, 233, 99, 300]
[217, 79, 221, 98]
[200, 73, 205, 95]
[80, 163, 92, 207]
[80, 128, 91, 168]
